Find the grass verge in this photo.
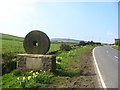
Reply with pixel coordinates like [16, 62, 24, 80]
[49, 45, 100, 88]
[2, 45, 98, 88]
[112, 45, 120, 51]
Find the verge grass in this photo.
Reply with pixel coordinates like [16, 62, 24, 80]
[2, 70, 54, 88]
[2, 45, 97, 88]
[55, 45, 95, 77]
[112, 45, 120, 51]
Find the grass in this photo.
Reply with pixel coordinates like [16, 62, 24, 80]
[1, 33, 99, 88]
[112, 45, 120, 51]
[55, 45, 95, 77]
[49, 42, 61, 52]
[51, 45, 97, 88]
[1, 33, 62, 78]
[1, 33, 24, 42]
[2, 72, 18, 88]
[1, 33, 24, 55]
[1, 34, 61, 62]
[2, 70, 54, 88]
[2, 39, 60, 55]
[1, 34, 75, 55]
[1, 45, 97, 88]
[2, 39, 25, 54]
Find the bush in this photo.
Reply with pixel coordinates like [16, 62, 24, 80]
[78, 41, 86, 46]
[87, 41, 94, 45]
[12, 69, 22, 76]
[2, 60, 17, 75]
[2, 53, 16, 62]
[60, 43, 72, 51]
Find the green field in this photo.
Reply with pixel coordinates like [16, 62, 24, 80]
[2, 39, 61, 56]
[1, 34, 24, 42]
[1, 34, 61, 61]
[1, 34, 61, 53]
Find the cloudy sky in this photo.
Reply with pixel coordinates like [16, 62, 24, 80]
[0, 0, 119, 43]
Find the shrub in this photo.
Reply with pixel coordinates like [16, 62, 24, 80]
[12, 69, 22, 76]
[87, 41, 94, 45]
[60, 43, 72, 51]
[2, 53, 16, 62]
[78, 41, 86, 46]
[2, 60, 17, 75]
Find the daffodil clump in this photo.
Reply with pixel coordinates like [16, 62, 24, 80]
[17, 70, 53, 88]
[17, 76, 27, 88]
[56, 56, 62, 64]
[56, 57, 62, 69]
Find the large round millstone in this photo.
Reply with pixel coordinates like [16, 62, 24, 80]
[23, 30, 50, 54]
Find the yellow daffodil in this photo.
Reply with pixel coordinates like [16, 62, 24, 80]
[56, 61, 61, 64]
[44, 71, 46, 73]
[40, 70, 42, 72]
[17, 77, 20, 80]
[23, 77, 26, 80]
[33, 73, 35, 76]
[56, 56, 62, 59]
[28, 76, 31, 80]
[56, 57, 60, 59]
[35, 75, 37, 77]
[36, 72, 39, 75]
[29, 71, 33, 73]
[58, 62, 61, 64]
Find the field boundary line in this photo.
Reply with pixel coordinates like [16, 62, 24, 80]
[92, 47, 107, 88]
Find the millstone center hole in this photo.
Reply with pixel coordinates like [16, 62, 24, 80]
[33, 41, 38, 46]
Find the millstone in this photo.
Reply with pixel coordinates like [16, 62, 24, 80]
[23, 30, 50, 54]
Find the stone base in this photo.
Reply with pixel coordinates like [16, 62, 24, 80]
[17, 54, 56, 72]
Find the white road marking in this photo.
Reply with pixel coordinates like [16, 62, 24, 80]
[93, 48, 107, 88]
[114, 56, 118, 59]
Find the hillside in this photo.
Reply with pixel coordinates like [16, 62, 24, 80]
[1, 33, 62, 55]
[1, 33, 25, 54]
[1, 34, 86, 54]
[1, 33, 84, 43]
[50, 38, 83, 43]
[0, 33, 24, 42]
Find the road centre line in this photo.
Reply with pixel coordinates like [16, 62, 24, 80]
[93, 48, 107, 88]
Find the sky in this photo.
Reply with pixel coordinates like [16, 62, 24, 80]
[0, 0, 119, 44]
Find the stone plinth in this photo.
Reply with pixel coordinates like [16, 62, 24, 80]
[17, 54, 56, 72]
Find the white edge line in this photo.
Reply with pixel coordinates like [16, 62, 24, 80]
[92, 47, 107, 88]
[114, 56, 118, 59]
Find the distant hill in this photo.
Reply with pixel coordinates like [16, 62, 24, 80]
[50, 38, 83, 43]
[0, 33, 83, 43]
[0, 33, 24, 42]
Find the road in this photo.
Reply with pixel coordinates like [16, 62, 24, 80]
[93, 45, 118, 88]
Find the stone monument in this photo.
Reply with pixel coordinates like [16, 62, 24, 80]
[17, 30, 56, 72]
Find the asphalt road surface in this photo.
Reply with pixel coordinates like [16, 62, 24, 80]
[93, 45, 118, 88]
